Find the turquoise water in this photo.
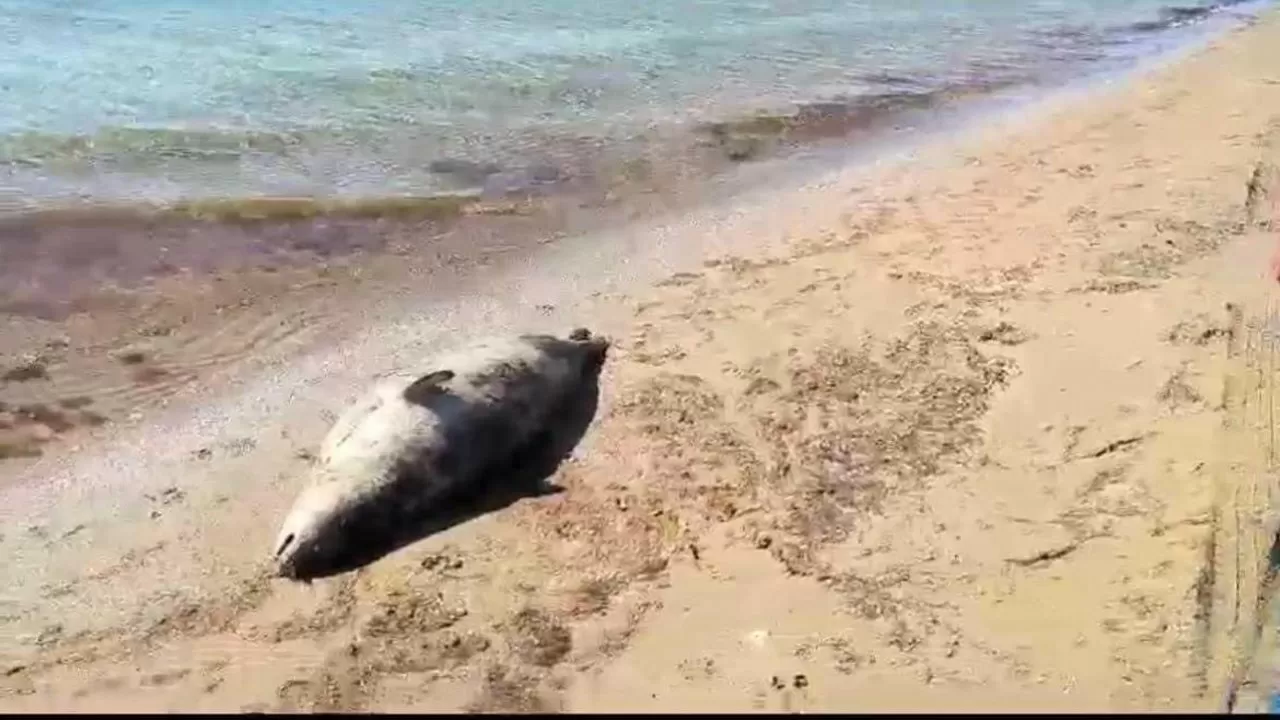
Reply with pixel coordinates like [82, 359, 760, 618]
[0, 0, 1266, 206]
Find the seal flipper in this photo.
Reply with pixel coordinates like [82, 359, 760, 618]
[402, 369, 456, 405]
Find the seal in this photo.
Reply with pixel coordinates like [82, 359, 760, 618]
[272, 328, 610, 581]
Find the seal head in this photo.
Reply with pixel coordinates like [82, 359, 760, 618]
[273, 477, 360, 581]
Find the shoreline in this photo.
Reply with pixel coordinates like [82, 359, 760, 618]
[0, 1, 1270, 476]
[3, 4, 1280, 712]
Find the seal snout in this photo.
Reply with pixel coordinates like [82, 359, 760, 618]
[275, 532, 297, 561]
[273, 528, 304, 579]
[273, 515, 326, 581]
[274, 532, 322, 582]
[272, 477, 358, 581]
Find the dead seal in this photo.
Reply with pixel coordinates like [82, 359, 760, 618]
[272, 328, 610, 581]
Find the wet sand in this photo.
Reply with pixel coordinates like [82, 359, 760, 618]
[4, 8, 1280, 712]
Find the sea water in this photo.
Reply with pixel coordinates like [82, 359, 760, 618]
[0, 0, 1266, 208]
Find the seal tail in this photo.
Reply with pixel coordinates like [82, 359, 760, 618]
[568, 327, 611, 370]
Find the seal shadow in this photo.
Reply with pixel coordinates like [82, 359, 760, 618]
[301, 362, 604, 580]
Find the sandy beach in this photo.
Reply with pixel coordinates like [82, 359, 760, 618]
[3, 6, 1280, 712]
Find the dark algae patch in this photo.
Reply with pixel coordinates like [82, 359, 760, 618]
[697, 82, 1020, 163]
[0, 399, 111, 461]
[116, 351, 147, 366]
[2, 361, 49, 383]
[0, 193, 480, 228]
[167, 194, 479, 224]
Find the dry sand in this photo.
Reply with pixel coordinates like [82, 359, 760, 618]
[5, 8, 1280, 713]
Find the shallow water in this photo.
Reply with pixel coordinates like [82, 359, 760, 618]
[0, 0, 1265, 208]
